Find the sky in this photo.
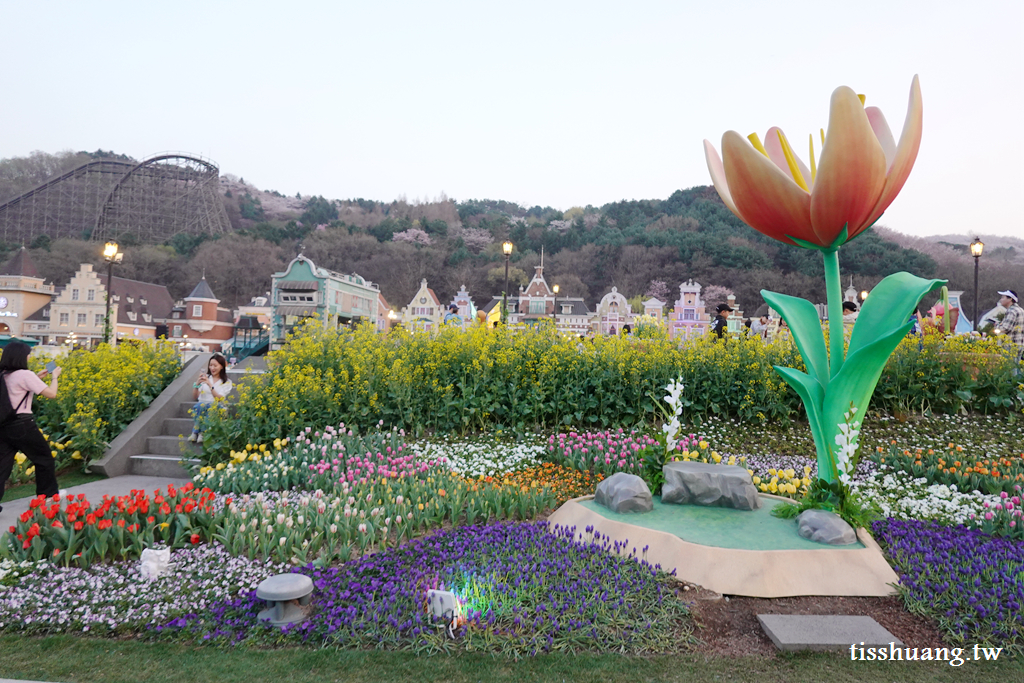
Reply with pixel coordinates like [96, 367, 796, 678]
[1, 0, 1022, 238]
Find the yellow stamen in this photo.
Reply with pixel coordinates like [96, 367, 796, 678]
[747, 133, 770, 158]
[820, 128, 825, 146]
[857, 94, 866, 106]
[776, 130, 809, 191]
[808, 134, 817, 183]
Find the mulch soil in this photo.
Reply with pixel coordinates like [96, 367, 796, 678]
[676, 582, 947, 658]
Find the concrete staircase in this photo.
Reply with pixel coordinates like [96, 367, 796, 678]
[126, 362, 265, 478]
[92, 355, 266, 480]
[126, 405, 203, 478]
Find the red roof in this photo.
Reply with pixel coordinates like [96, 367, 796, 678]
[111, 276, 174, 325]
[0, 248, 40, 278]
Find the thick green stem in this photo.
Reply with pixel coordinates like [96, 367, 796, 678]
[823, 248, 844, 379]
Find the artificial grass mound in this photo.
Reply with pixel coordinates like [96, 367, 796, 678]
[578, 496, 864, 551]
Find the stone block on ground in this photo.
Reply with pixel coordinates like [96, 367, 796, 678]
[661, 461, 761, 510]
[594, 472, 653, 513]
[797, 509, 857, 545]
[757, 614, 902, 652]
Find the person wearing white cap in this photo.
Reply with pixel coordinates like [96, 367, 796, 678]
[995, 289, 1023, 358]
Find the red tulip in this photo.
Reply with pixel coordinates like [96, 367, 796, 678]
[704, 76, 922, 248]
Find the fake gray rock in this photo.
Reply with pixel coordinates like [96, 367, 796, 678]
[661, 461, 761, 510]
[797, 509, 857, 545]
[594, 472, 653, 513]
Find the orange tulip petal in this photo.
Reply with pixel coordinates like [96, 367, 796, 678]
[810, 86, 887, 245]
[703, 139, 747, 223]
[865, 107, 897, 170]
[765, 127, 814, 190]
[721, 130, 816, 246]
[861, 75, 924, 235]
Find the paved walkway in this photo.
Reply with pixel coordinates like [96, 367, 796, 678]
[1, 475, 191, 531]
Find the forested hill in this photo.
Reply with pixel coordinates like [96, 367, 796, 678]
[0, 150, 945, 313]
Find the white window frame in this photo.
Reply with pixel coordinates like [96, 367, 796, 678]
[192, 304, 203, 317]
[71, 288, 79, 301]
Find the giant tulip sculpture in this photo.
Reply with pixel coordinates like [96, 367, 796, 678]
[704, 76, 944, 483]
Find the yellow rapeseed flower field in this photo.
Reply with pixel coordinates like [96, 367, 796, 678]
[196, 317, 1022, 459]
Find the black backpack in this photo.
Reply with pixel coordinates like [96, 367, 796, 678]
[0, 370, 30, 426]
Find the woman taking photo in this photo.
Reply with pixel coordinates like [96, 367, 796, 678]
[0, 342, 61, 512]
[189, 353, 232, 444]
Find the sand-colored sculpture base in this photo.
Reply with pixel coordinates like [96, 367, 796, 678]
[547, 495, 899, 598]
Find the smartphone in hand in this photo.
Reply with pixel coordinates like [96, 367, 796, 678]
[44, 361, 57, 374]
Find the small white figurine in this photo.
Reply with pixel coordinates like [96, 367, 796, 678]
[139, 547, 172, 580]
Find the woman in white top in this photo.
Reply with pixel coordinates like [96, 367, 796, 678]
[0, 341, 61, 511]
[189, 353, 232, 444]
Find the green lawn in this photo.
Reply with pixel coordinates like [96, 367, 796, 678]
[0, 636, 1018, 683]
[2, 469, 104, 502]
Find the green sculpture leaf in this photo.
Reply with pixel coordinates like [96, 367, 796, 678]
[772, 365, 833, 481]
[849, 273, 946, 359]
[821, 321, 916, 449]
[762, 290, 830, 390]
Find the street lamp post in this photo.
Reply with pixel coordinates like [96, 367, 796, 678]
[501, 240, 513, 324]
[970, 237, 984, 331]
[552, 284, 559, 322]
[102, 242, 123, 345]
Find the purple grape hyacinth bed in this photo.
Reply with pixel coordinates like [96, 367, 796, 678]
[872, 518, 1024, 655]
[160, 522, 692, 656]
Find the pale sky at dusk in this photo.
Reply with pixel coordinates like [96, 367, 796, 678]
[2, 0, 1021, 238]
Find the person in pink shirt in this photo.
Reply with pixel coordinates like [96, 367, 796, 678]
[0, 341, 61, 511]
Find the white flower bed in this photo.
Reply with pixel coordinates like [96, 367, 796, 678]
[0, 544, 285, 634]
[852, 468, 1004, 527]
[413, 437, 545, 477]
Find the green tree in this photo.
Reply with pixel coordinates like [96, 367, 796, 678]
[300, 196, 338, 226]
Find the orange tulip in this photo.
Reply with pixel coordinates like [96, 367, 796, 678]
[704, 76, 922, 248]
